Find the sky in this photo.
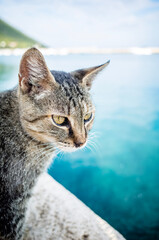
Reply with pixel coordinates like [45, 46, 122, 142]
[0, 0, 159, 48]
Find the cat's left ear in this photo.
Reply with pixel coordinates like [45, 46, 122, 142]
[18, 48, 57, 94]
[70, 60, 110, 90]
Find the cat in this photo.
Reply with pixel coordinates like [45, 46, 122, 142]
[0, 48, 109, 240]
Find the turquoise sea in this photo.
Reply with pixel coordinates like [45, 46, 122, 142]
[0, 53, 159, 240]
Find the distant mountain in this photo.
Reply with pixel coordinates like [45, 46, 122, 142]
[0, 19, 45, 48]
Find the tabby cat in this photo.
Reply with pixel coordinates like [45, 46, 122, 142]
[0, 48, 109, 240]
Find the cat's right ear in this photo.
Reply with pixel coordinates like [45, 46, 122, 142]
[71, 61, 110, 90]
[18, 48, 57, 94]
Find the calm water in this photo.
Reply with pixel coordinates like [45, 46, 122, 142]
[0, 53, 159, 240]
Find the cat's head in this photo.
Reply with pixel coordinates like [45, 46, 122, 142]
[18, 48, 109, 151]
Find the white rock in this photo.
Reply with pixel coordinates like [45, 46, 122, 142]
[24, 173, 126, 240]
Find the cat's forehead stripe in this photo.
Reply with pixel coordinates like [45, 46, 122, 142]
[60, 80, 85, 115]
[49, 71, 92, 116]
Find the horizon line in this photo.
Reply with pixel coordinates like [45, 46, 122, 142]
[0, 47, 159, 56]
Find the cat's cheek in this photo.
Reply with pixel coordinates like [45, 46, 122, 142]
[20, 121, 54, 144]
[25, 128, 56, 143]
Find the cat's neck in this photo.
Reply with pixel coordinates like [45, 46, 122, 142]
[0, 88, 55, 240]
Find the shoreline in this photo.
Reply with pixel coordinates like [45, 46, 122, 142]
[0, 47, 159, 56]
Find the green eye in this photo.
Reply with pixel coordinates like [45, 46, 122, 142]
[84, 113, 92, 122]
[52, 115, 66, 126]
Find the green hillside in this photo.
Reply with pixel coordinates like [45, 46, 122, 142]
[0, 19, 45, 48]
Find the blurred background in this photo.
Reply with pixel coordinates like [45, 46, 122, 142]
[0, 0, 159, 239]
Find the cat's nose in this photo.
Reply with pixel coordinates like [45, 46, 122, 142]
[74, 139, 86, 148]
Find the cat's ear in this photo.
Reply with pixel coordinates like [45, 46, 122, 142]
[70, 61, 110, 90]
[18, 48, 57, 94]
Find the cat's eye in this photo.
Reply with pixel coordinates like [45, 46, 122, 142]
[52, 115, 66, 126]
[84, 113, 92, 123]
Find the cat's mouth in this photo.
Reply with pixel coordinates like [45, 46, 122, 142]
[57, 140, 87, 152]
